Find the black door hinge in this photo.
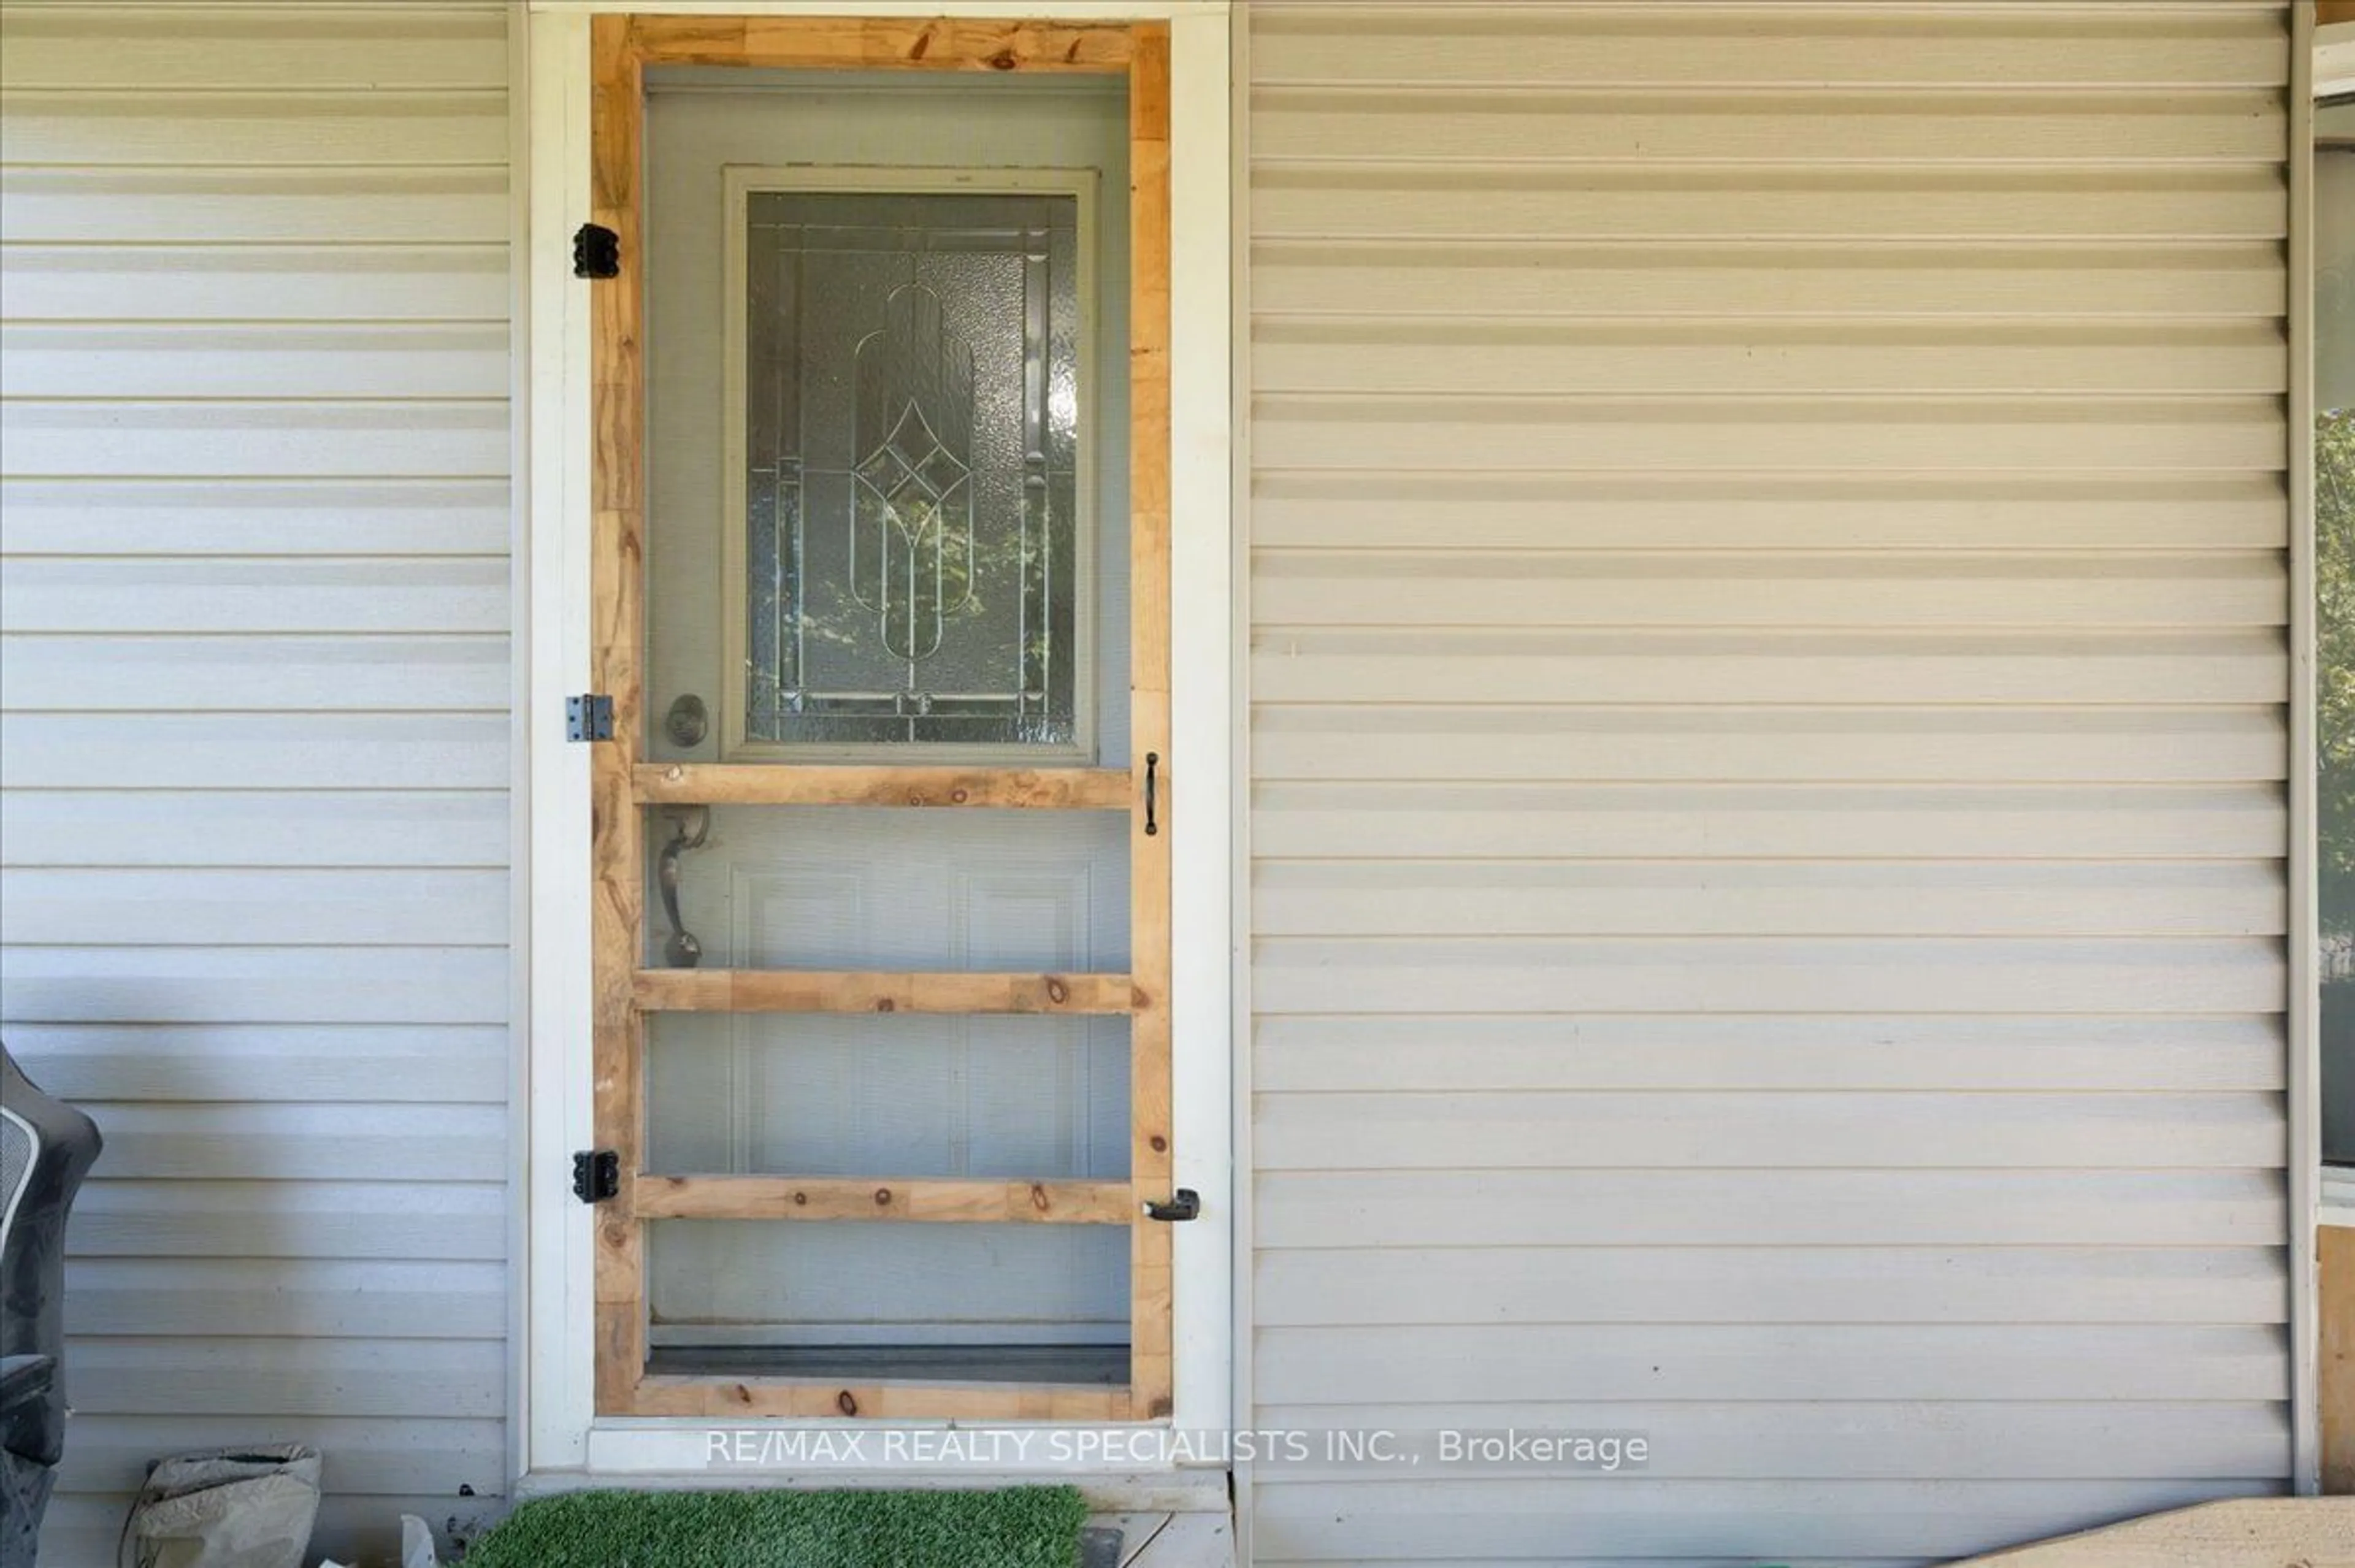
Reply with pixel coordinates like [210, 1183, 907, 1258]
[566, 693, 614, 743]
[1142, 1188, 1200, 1223]
[572, 1149, 620, 1204]
[573, 223, 619, 279]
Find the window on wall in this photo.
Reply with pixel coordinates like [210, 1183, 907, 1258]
[2317, 107, 2353, 1166]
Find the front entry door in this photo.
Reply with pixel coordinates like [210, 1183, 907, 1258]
[586, 17, 1172, 1421]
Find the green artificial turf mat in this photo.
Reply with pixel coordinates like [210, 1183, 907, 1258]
[460, 1485, 1090, 1568]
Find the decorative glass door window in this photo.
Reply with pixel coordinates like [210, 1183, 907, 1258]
[724, 177, 1093, 759]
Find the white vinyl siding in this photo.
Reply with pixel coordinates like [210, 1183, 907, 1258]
[0, 5, 512, 1563]
[1245, 3, 2295, 1564]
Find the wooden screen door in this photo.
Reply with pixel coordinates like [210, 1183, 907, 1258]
[586, 16, 1173, 1420]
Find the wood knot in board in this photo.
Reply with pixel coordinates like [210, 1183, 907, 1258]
[987, 49, 1019, 70]
[873, 1187, 893, 1208]
[837, 1390, 859, 1416]
[730, 1383, 752, 1405]
[1046, 977, 1069, 1005]
[1151, 1135, 1167, 1153]
[1028, 1184, 1051, 1214]
[875, 997, 896, 1013]
[791, 1190, 808, 1207]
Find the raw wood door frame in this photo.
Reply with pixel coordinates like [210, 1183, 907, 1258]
[586, 12, 1173, 1422]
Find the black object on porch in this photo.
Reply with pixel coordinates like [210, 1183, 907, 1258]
[1, 1042, 103, 1562]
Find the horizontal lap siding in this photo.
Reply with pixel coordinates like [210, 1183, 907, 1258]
[1245, 4, 2294, 1565]
[0, 6, 511, 1563]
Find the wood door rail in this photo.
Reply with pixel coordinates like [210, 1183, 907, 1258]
[634, 1175, 1133, 1224]
[634, 969, 1140, 1014]
[618, 16, 1138, 74]
[629, 1378, 1131, 1421]
[634, 763, 1131, 809]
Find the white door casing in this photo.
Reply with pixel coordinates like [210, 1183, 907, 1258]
[518, 0, 1232, 1476]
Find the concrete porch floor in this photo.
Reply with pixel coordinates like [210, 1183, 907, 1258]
[1951, 1498, 2355, 1566]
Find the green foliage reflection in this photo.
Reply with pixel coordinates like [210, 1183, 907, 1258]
[2320, 410, 2355, 940]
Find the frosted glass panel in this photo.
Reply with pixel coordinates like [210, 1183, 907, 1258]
[745, 189, 1085, 749]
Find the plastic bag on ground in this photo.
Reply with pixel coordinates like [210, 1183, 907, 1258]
[315, 1513, 436, 1568]
[125, 1445, 321, 1568]
[400, 1513, 439, 1568]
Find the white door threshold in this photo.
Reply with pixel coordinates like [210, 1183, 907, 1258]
[1091, 1511, 1235, 1568]
[515, 1466, 1230, 1516]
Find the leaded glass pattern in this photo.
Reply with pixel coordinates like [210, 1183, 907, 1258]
[741, 188, 1086, 751]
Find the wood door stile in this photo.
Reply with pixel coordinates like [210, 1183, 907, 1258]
[1124, 22, 1174, 1423]
[588, 14, 648, 1417]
